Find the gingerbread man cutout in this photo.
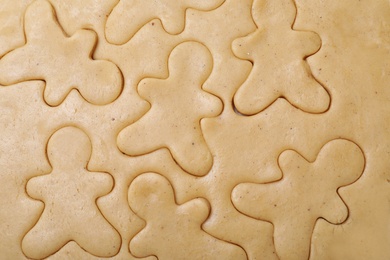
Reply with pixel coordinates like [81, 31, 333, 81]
[232, 0, 330, 115]
[232, 139, 365, 259]
[117, 42, 222, 176]
[128, 173, 246, 259]
[0, 0, 122, 106]
[22, 127, 120, 259]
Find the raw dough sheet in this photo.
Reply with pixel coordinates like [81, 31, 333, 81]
[0, 0, 389, 259]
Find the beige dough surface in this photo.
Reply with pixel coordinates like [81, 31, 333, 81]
[0, 0, 389, 259]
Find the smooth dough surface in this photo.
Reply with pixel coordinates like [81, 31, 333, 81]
[0, 0, 389, 259]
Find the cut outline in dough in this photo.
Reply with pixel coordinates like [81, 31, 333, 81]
[231, 0, 331, 116]
[127, 172, 247, 260]
[0, 0, 124, 107]
[117, 41, 223, 177]
[21, 126, 122, 259]
[231, 138, 366, 260]
[104, 0, 226, 45]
